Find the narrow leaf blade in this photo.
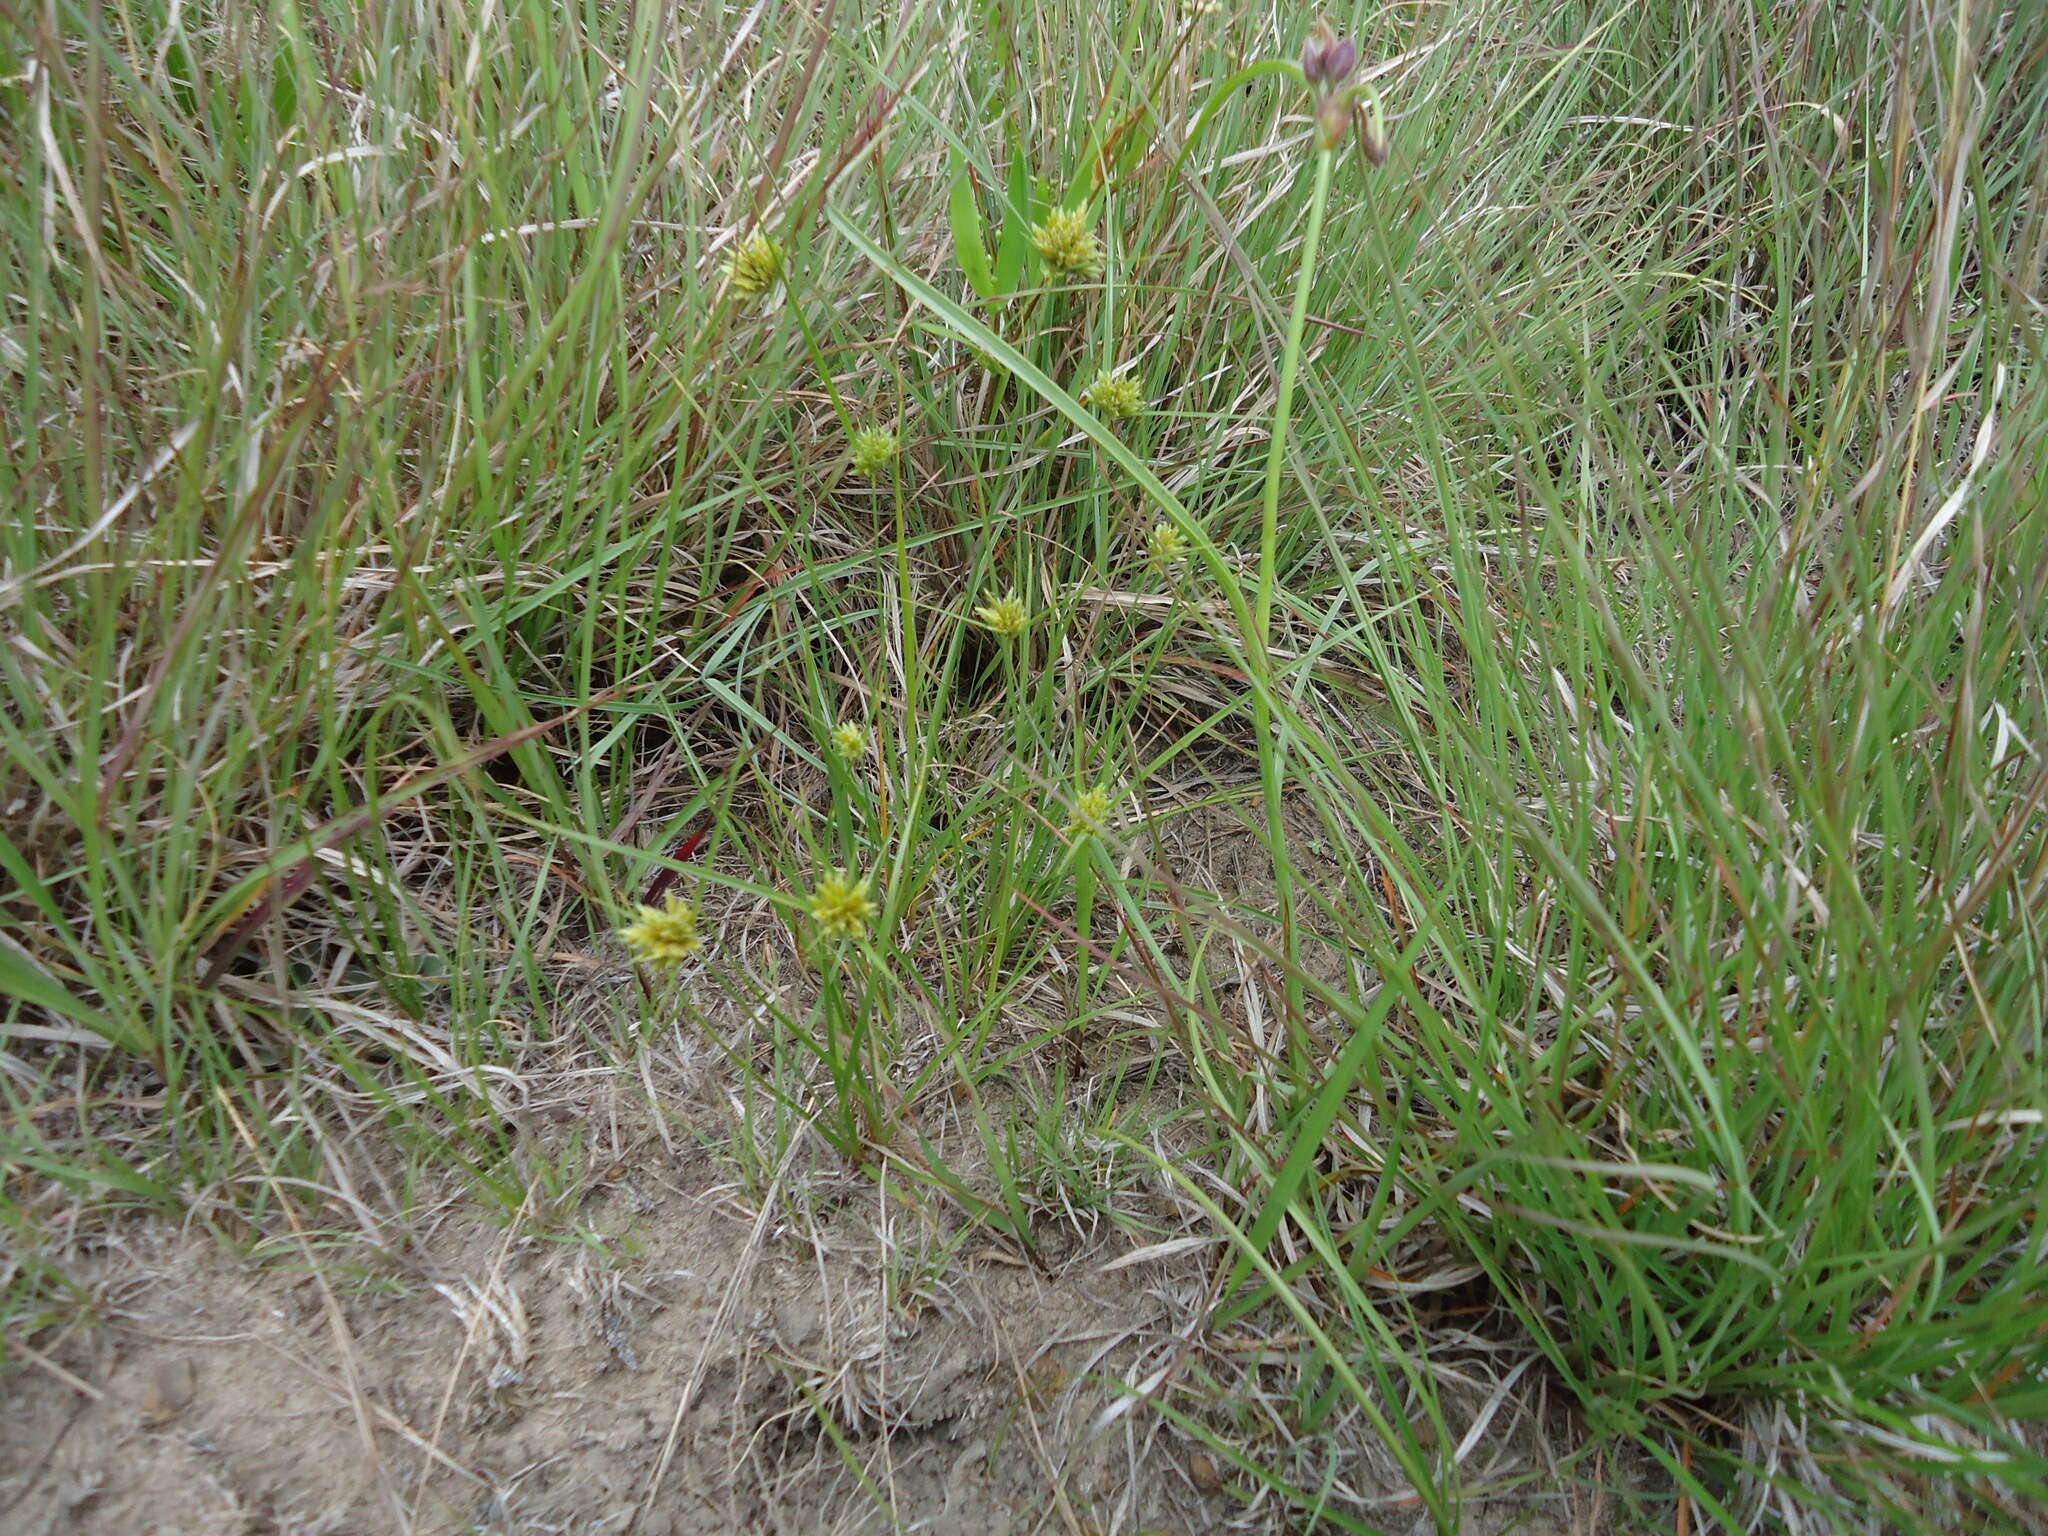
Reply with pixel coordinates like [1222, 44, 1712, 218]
[948, 162, 997, 298]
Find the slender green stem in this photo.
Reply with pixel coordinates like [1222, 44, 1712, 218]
[1256, 145, 1337, 1058]
[1073, 836, 1096, 1013]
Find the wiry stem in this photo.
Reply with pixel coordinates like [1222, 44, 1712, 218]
[1255, 144, 1337, 1059]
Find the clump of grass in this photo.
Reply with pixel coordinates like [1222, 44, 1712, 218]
[4, 0, 2043, 1529]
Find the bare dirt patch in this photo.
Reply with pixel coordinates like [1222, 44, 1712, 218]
[0, 1150, 1621, 1535]
[2, 1150, 1225, 1535]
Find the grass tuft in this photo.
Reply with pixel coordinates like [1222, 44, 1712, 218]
[4, 0, 2043, 1527]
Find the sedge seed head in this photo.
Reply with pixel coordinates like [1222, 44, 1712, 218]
[1069, 786, 1118, 837]
[808, 867, 878, 940]
[830, 721, 867, 757]
[974, 590, 1030, 638]
[618, 894, 702, 967]
[849, 426, 900, 479]
[1147, 522, 1190, 566]
[722, 230, 783, 299]
[1082, 369, 1144, 421]
[1030, 208, 1104, 279]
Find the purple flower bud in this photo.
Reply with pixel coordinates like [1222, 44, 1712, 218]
[1301, 19, 1358, 90]
[1323, 35, 1359, 85]
[1300, 20, 1333, 82]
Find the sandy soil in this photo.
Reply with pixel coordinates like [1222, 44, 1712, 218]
[3, 1161, 1224, 1534]
[0, 1140, 1612, 1535]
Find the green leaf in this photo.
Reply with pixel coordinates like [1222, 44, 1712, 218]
[0, 830, 67, 930]
[162, 39, 201, 120]
[0, 940, 146, 1055]
[993, 139, 1032, 293]
[7, 1145, 175, 1201]
[948, 161, 998, 299]
[1171, 59, 1303, 182]
[1221, 950, 1413, 1305]
[270, 59, 300, 126]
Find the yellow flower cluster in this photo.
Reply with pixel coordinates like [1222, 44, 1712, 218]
[722, 231, 783, 299]
[974, 591, 1030, 638]
[1068, 786, 1118, 837]
[1147, 522, 1189, 567]
[831, 721, 867, 757]
[618, 894, 702, 967]
[1081, 369, 1144, 421]
[849, 426, 899, 479]
[809, 867, 879, 940]
[1030, 208, 1104, 279]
